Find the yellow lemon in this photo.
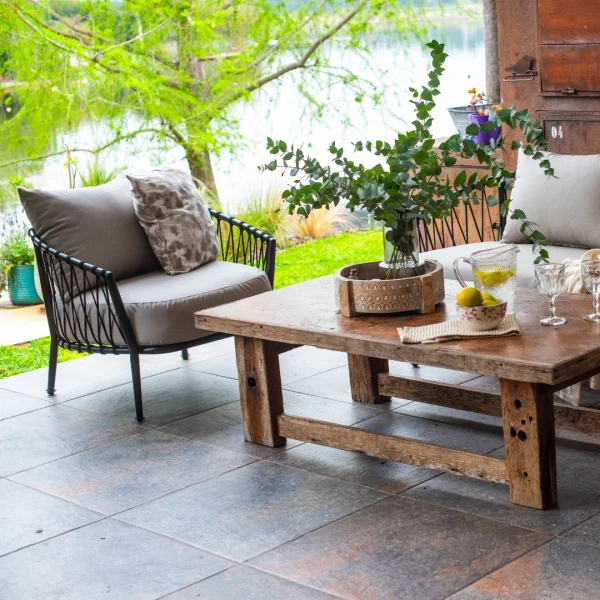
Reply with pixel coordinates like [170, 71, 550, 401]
[481, 292, 497, 303]
[474, 269, 516, 288]
[482, 300, 497, 307]
[456, 287, 483, 307]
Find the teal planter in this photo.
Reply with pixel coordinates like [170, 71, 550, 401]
[7, 265, 42, 306]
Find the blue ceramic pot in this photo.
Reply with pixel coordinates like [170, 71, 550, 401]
[7, 265, 42, 306]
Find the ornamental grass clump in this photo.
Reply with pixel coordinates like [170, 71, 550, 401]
[261, 40, 552, 279]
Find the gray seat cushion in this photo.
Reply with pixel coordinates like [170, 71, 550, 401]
[19, 176, 160, 283]
[60, 261, 271, 347]
[423, 241, 588, 289]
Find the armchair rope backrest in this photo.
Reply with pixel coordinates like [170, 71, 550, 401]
[30, 231, 135, 354]
[210, 209, 276, 287]
[416, 186, 505, 252]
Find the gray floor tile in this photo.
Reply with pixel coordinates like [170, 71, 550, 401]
[250, 496, 550, 600]
[460, 375, 500, 394]
[190, 345, 348, 385]
[0, 519, 232, 600]
[357, 410, 505, 454]
[164, 565, 338, 599]
[0, 389, 51, 421]
[117, 461, 387, 561]
[270, 442, 440, 494]
[563, 512, 600, 547]
[0, 354, 173, 403]
[140, 337, 235, 368]
[64, 369, 240, 427]
[284, 366, 411, 411]
[449, 538, 600, 600]
[389, 361, 480, 386]
[404, 445, 600, 535]
[0, 404, 141, 477]
[0, 479, 101, 557]
[10, 430, 254, 514]
[158, 401, 303, 458]
[283, 390, 384, 426]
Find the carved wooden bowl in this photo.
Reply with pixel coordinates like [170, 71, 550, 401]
[334, 260, 445, 317]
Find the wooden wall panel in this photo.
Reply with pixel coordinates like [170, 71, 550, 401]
[538, 0, 600, 44]
[540, 45, 600, 95]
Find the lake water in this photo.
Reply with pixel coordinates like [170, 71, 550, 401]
[0, 16, 484, 224]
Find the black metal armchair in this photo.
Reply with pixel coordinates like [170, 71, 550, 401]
[31, 209, 276, 423]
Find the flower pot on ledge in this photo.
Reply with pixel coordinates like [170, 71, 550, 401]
[7, 265, 42, 306]
[468, 113, 501, 146]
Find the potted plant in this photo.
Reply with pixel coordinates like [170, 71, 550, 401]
[447, 87, 495, 138]
[466, 88, 502, 146]
[261, 40, 551, 282]
[0, 215, 42, 305]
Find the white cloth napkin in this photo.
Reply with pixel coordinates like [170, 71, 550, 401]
[399, 314, 521, 344]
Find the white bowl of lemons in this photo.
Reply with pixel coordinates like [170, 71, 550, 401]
[455, 288, 507, 332]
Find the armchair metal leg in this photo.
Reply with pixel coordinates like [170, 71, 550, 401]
[181, 349, 190, 360]
[47, 336, 58, 396]
[130, 353, 144, 422]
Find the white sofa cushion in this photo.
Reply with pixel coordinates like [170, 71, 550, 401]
[502, 149, 600, 248]
[422, 241, 586, 289]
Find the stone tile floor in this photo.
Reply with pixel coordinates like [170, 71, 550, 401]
[2, 339, 600, 599]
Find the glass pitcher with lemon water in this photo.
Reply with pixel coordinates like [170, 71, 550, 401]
[453, 245, 519, 313]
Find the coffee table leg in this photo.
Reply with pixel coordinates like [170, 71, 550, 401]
[347, 354, 391, 404]
[500, 379, 557, 509]
[235, 336, 286, 447]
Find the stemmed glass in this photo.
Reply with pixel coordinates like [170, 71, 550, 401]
[534, 263, 566, 326]
[581, 259, 600, 322]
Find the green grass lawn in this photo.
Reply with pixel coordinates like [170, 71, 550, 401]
[0, 337, 87, 379]
[0, 229, 381, 379]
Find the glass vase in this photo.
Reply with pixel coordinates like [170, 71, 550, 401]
[379, 220, 424, 279]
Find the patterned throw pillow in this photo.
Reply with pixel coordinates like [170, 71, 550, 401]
[127, 167, 219, 275]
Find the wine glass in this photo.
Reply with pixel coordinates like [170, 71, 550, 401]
[534, 263, 566, 326]
[581, 259, 600, 322]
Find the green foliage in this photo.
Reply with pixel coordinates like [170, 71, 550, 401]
[235, 181, 288, 244]
[0, 215, 34, 293]
[0, 0, 427, 193]
[262, 40, 552, 270]
[274, 229, 381, 288]
[78, 160, 123, 187]
[0, 337, 86, 379]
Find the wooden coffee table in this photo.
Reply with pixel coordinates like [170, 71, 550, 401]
[195, 277, 600, 510]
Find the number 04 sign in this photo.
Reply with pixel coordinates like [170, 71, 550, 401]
[551, 125, 564, 139]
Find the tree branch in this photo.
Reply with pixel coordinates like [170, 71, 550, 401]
[0, 128, 168, 170]
[92, 16, 175, 60]
[245, 0, 367, 94]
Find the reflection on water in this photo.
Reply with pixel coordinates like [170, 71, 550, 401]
[0, 17, 484, 225]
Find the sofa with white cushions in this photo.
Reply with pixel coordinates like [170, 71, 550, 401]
[423, 150, 600, 287]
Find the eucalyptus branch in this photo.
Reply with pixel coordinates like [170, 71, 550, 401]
[260, 40, 552, 266]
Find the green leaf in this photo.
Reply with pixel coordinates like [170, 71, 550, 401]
[486, 195, 498, 207]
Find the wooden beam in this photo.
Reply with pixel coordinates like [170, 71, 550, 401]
[235, 336, 285, 447]
[378, 373, 600, 436]
[379, 374, 501, 417]
[277, 414, 508, 484]
[500, 380, 557, 509]
[348, 354, 390, 404]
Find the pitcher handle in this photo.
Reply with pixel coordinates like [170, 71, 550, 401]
[453, 257, 472, 288]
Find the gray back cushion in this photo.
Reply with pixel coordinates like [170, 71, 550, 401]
[502, 149, 600, 248]
[126, 167, 219, 275]
[19, 176, 160, 281]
